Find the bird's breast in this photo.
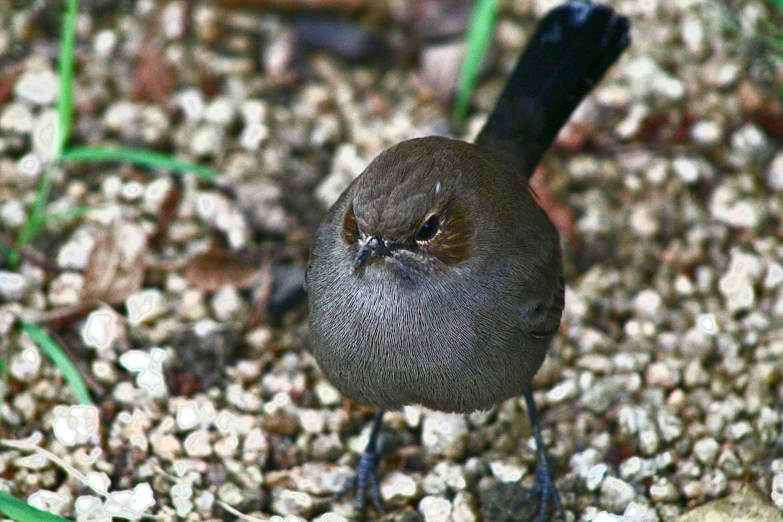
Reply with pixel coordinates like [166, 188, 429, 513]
[308, 259, 546, 413]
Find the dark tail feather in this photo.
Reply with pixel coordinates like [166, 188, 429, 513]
[475, 1, 630, 180]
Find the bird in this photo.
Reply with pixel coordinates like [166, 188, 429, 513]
[306, 1, 630, 520]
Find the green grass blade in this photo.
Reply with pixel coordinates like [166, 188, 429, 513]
[453, 0, 499, 122]
[20, 322, 92, 406]
[11, 167, 56, 266]
[9, 0, 80, 266]
[47, 206, 102, 222]
[56, 0, 81, 158]
[62, 146, 219, 180]
[0, 490, 73, 522]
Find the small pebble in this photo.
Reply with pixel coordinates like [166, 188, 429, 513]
[380, 472, 420, 503]
[421, 411, 468, 459]
[600, 477, 636, 513]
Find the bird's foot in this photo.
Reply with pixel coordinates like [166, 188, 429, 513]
[332, 445, 384, 516]
[518, 456, 565, 522]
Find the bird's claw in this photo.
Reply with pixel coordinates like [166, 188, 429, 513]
[332, 447, 385, 516]
[519, 457, 565, 522]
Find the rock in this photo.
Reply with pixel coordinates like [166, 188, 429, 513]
[421, 411, 468, 459]
[15, 68, 59, 105]
[0, 271, 27, 301]
[150, 433, 183, 461]
[48, 272, 84, 307]
[316, 143, 368, 208]
[691, 120, 723, 146]
[0, 103, 34, 133]
[772, 474, 783, 510]
[692, 437, 720, 467]
[488, 460, 525, 483]
[239, 122, 270, 151]
[766, 152, 783, 192]
[233, 180, 287, 235]
[313, 513, 349, 522]
[582, 375, 641, 414]
[675, 486, 783, 522]
[217, 482, 243, 507]
[0, 199, 26, 230]
[242, 427, 269, 463]
[183, 430, 212, 457]
[381, 472, 420, 503]
[619, 456, 656, 482]
[452, 491, 478, 522]
[624, 56, 685, 101]
[204, 96, 235, 126]
[672, 157, 700, 184]
[125, 289, 169, 324]
[313, 379, 342, 407]
[418, 495, 452, 522]
[174, 89, 205, 121]
[731, 124, 770, 163]
[81, 307, 126, 359]
[600, 477, 636, 513]
[190, 124, 225, 157]
[420, 41, 467, 97]
[270, 488, 314, 517]
[649, 477, 680, 503]
[633, 289, 663, 318]
[210, 285, 244, 322]
[645, 361, 678, 388]
[10, 345, 41, 382]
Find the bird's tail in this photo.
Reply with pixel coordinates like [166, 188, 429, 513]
[475, 1, 630, 180]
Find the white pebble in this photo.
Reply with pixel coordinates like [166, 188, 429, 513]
[672, 157, 700, 184]
[421, 411, 468, 459]
[766, 152, 783, 192]
[0, 103, 35, 133]
[419, 495, 452, 522]
[10, 346, 41, 382]
[380, 471, 419, 502]
[125, 289, 169, 324]
[632, 289, 662, 318]
[690, 120, 723, 146]
[190, 124, 224, 157]
[0, 271, 27, 301]
[81, 307, 125, 358]
[600, 477, 636, 513]
[210, 285, 244, 321]
[174, 89, 205, 121]
[48, 272, 84, 307]
[15, 69, 59, 105]
[93, 29, 118, 57]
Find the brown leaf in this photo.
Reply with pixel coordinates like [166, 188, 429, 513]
[83, 221, 148, 305]
[183, 248, 262, 292]
[244, 258, 273, 333]
[132, 45, 177, 108]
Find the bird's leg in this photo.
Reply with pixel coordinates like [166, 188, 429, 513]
[521, 387, 565, 521]
[333, 410, 385, 515]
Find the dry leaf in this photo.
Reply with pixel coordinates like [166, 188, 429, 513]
[244, 259, 273, 333]
[83, 221, 148, 304]
[183, 248, 262, 292]
[132, 45, 177, 108]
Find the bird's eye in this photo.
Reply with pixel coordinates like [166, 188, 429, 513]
[416, 215, 440, 241]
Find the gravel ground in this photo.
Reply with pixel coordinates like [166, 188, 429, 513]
[1, 1, 783, 521]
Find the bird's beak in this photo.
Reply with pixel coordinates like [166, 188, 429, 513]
[351, 235, 386, 273]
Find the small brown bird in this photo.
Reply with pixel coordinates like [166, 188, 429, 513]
[307, 2, 630, 520]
